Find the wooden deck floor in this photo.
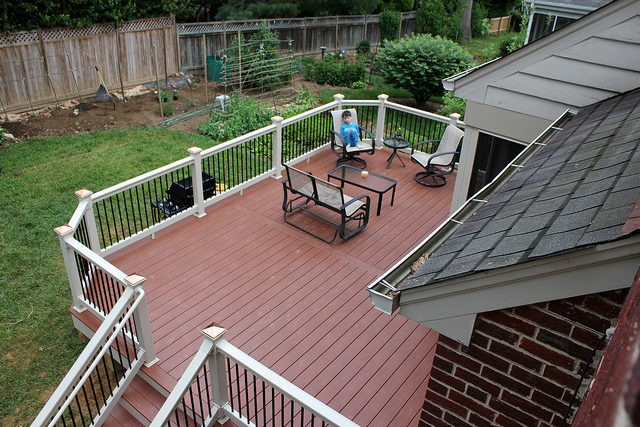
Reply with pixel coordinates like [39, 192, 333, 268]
[102, 147, 455, 426]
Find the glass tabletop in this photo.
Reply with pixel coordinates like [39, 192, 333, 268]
[383, 137, 410, 149]
[328, 165, 397, 193]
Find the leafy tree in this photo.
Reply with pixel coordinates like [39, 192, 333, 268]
[379, 9, 402, 44]
[376, 34, 473, 107]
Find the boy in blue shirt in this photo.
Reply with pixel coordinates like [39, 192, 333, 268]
[341, 110, 361, 149]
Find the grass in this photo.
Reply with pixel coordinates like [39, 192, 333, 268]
[318, 74, 413, 104]
[0, 128, 217, 426]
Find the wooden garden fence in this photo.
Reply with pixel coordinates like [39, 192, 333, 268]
[0, 12, 416, 115]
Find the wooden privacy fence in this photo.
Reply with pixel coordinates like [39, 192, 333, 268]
[0, 13, 416, 115]
[489, 16, 512, 34]
[178, 12, 417, 72]
[0, 16, 178, 114]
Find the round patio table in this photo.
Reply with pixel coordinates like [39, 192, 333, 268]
[383, 136, 410, 169]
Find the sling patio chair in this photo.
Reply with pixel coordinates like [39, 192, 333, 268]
[330, 108, 376, 169]
[410, 124, 464, 187]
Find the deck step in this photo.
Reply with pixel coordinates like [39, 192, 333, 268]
[103, 402, 144, 426]
[119, 374, 167, 425]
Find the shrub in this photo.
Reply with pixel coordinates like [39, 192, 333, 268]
[357, 40, 371, 57]
[305, 56, 365, 87]
[352, 81, 368, 89]
[197, 93, 272, 142]
[380, 10, 402, 44]
[437, 92, 467, 119]
[377, 34, 473, 107]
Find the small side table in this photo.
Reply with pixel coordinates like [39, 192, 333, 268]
[383, 137, 410, 169]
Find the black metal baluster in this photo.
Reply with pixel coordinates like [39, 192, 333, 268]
[244, 368, 250, 420]
[253, 374, 258, 424]
[227, 358, 234, 412]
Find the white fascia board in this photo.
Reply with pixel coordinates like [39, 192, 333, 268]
[398, 235, 640, 344]
[526, 0, 600, 19]
[413, 314, 478, 346]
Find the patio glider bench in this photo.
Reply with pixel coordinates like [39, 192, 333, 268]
[282, 164, 370, 243]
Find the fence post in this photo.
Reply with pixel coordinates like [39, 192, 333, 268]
[55, 225, 87, 312]
[76, 189, 101, 252]
[376, 94, 389, 148]
[272, 116, 284, 177]
[203, 326, 230, 423]
[334, 93, 345, 110]
[188, 147, 206, 218]
[125, 274, 158, 366]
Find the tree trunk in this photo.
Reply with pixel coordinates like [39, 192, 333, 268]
[460, 0, 473, 42]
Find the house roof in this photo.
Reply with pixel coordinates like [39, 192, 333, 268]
[402, 88, 640, 291]
[523, 0, 614, 17]
[444, 0, 640, 123]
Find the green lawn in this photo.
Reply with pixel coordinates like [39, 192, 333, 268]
[0, 128, 217, 425]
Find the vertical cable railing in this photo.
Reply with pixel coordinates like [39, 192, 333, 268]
[32, 287, 149, 427]
[150, 327, 359, 427]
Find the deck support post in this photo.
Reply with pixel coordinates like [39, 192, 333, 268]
[272, 116, 284, 178]
[75, 189, 101, 252]
[376, 94, 389, 148]
[203, 326, 230, 424]
[55, 224, 87, 313]
[125, 274, 158, 366]
[188, 147, 206, 218]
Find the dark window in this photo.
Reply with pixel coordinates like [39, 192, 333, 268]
[467, 133, 525, 198]
[529, 13, 576, 43]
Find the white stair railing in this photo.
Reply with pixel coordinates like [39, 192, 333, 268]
[150, 326, 360, 427]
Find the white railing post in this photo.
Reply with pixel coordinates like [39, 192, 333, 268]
[272, 115, 284, 178]
[203, 326, 230, 423]
[376, 94, 389, 148]
[125, 274, 158, 366]
[450, 112, 462, 126]
[333, 93, 345, 110]
[188, 147, 206, 218]
[75, 189, 101, 252]
[55, 224, 87, 313]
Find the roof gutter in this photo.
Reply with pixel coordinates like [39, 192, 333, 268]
[367, 109, 576, 315]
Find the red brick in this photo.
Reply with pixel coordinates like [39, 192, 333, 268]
[439, 334, 463, 350]
[455, 367, 501, 397]
[481, 366, 531, 396]
[428, 389, 468, 418]
[483, 310, 536, 336]
[502, 389, 554, 422]
[543, 365, 580, 389]
[428, 377, 449, 397]
[531, 389, 571, 413]
[489, 340, 542, 371]
[449, 389, 495, 421]
[443, 412, 474, 427]
[570, 325, 602, 347]
[598, 288, 629, 305]
[433, 354, 454, 374]
[583, 294, 624, 318]
[433, 366, 466, 392]
[490, 396, 538, 426]
[536, 329, 592, 360]
[495, 413, 528, 427]
[467, 343, 511, 372]
[470, 332, 490, 349]
[519, 337, 576, 371]
[420, 410, 448, 427]
[466, 384, 488, 403]
[514, 306, 572, 335]
[548, 300, 611, 331]
[475, 318, 519, 344]
[469, 412, 496, 427]
[437, 343, 482, 373]
[551, 413, 567, 426]
[423, 399, 444, 417]
[510, 365, 565, 399]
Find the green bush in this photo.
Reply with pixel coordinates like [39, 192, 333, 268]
[357, 40, 372, 57]
[197, 93, 272, 142]
[437, 92, 467, 119]
[305, 56, 365, 87]
[377, 34, 473, 107]
[380, 10, 402, 44]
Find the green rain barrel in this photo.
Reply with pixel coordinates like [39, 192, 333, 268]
[206, 56, 224, 82]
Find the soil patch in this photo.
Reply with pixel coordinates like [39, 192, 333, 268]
[2, 77, 438, 142]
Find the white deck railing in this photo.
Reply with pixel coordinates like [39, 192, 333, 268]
[39, 95, 461, 426]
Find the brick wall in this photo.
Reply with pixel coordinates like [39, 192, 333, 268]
[420, 289, 629, 427]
